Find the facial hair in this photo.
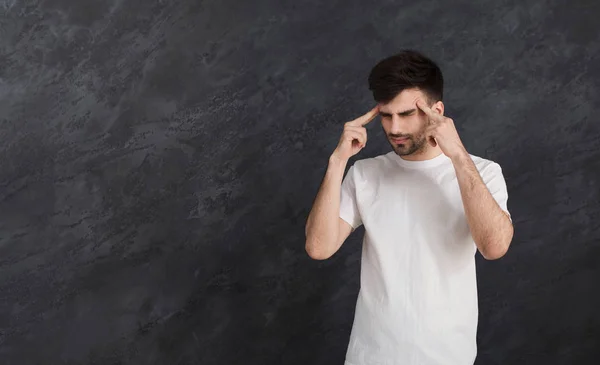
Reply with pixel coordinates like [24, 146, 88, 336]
[385, 125, 428, 156]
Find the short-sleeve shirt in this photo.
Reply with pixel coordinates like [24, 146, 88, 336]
[340, 151, 511, 365]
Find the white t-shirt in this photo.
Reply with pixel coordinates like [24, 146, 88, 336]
[340, 151, 510, 365]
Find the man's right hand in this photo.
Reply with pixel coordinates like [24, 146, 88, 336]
[332, 105, 380, 161]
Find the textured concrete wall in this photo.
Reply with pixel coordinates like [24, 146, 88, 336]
[1, 0, 599, 364]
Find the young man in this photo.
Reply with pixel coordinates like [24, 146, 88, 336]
[305, 50, 513, 365]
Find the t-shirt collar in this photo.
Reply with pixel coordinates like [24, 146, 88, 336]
[388, 151, 451, 169]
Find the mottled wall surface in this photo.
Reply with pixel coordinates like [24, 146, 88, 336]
[1, 0, 599, 364]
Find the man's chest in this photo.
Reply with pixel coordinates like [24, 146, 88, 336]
[355, 167, 476, 265]
[355, 168, 467, 233]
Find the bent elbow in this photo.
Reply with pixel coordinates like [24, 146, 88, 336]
[480, 241, 510, 260]
[481, 249, 505, 260]
[305, 240, 333, 261]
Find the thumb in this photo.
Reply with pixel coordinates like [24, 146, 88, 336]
[429, 136, 437, 147]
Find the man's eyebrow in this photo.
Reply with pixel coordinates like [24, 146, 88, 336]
[379, 108, 417, 116]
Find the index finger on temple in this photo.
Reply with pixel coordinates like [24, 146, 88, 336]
[353, 105, 380, 126]
[416, 99, 433, 115]
[416, 99, 443, 121]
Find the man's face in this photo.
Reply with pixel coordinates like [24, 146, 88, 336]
[378, 88, 442, 157]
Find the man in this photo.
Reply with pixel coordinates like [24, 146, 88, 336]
[304, 50, 513, 365]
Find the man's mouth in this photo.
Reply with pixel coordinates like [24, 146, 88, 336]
[391, 137, 410, 144]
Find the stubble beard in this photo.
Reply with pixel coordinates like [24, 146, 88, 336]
[388, 132, 428, 157]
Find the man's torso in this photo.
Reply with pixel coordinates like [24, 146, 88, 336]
[343, 151, 498, 365]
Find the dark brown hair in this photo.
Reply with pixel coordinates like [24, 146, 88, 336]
[368, 50, 444, 104]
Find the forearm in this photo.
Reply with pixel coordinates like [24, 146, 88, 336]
[305, 153, 347, 257]
[451, 150, 513, 260]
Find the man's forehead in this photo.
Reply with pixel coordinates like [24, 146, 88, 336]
[379, 103, 416, 113]
[379, 89, 425, 113]
[379, 101, 419, 114]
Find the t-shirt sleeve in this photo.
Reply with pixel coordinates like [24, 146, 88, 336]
[340, 164, 363, 230]
[483, 162, 512, 222]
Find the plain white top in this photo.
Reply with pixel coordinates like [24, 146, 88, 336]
[340, 151, 511, 365]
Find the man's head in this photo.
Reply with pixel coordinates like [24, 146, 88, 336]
[368, 50, 444, 158]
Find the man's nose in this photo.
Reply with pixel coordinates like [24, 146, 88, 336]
[390, 115, 406, 134]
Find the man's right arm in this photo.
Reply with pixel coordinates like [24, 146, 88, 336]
[305, 153, 355, 260]
[304, 105, 379, 260]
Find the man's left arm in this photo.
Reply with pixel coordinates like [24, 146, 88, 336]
[415, 99, 514, 259]
[451, 152, 514, 260]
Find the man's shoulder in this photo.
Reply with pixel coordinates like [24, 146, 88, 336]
[468, 153, 503, 174]
[351, 152, 391, 172]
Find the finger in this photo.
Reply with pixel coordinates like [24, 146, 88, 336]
[425, 122, 437, 133]
[425, 125, 437, 147]
[351, 105, 380, 126]
[359, 128, 367, 144]
[345, 130, 367, 146]
[344, 124, 367, 131]
[415, 99, 434, 116]
[416, 100, 444, 123]
[351, 130, 367, 145]
[425, 124, 438, 135]
[428, 136, 437, 147]
[345, 124, 367, 137]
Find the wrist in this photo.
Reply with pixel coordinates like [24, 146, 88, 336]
[449, 147, 470, 164]
[329, 152, 348, 167]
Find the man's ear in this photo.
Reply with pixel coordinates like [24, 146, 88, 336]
[433, 101, 445, 116]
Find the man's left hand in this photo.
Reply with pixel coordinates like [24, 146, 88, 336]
[416, 99, 467, 160]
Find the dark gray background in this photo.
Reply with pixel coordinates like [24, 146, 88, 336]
[1, 0, 599, 364]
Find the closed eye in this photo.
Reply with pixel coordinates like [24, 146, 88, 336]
[379, 108, 416, 118]
[399, 109, 416, 116]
